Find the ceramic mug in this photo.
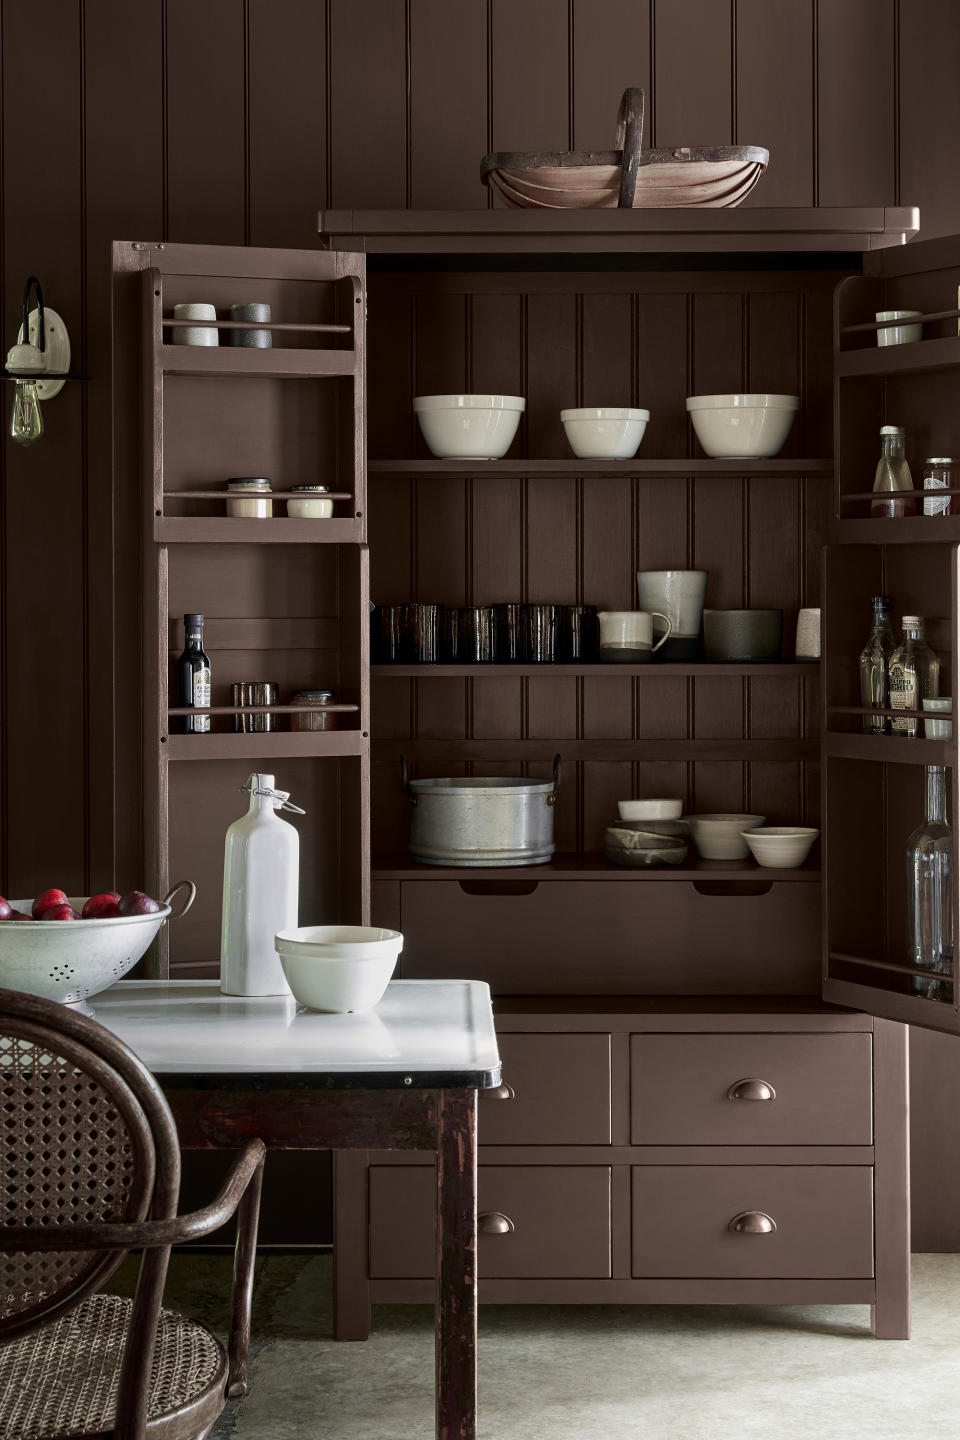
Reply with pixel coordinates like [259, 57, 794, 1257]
[230, 301, 272, 348]
[172, 302, 218, 346]
[597, 610, 672, 663]
[635, 570, 708, 660]
[795, 607, 821, 661]
[876, 309, 923, 347]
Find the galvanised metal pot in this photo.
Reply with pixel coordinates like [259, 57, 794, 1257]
[403, 755, 560, 866]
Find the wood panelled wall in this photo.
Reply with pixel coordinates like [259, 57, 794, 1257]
[1, 0, 958, 1248]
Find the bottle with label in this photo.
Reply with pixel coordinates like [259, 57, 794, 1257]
[870, 425, 916, 518]
[858, 595, 896, 734]
[906, 765, 953, 1000]
[178, 613, 212, 734]
[220, 773, 303, 996]
[888, 615, 939, 736]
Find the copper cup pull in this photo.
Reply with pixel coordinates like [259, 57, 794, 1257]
[726, 1077, 776, 1102]
[728, 1210, 777, 1235]
[478, 1211, 515, 1235]
[482, 1082, 515, 1102]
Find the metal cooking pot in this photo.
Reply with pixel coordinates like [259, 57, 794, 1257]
[402, 755, 561, 867]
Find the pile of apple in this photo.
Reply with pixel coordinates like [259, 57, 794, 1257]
[0, 888, 161, 922]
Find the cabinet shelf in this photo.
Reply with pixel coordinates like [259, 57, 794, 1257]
[829, 517, 960, 544]
[369, 458, 832, 480]
[164, 731, 368, 761]
[823, 732, 952, 764]
[376, 738, 817, 763]
[154, 517, 363, 544]
[160, 344, 356, 379]
[373, 851, 820, 883]
[836, 336, 960, 378]
[372, 662, 818, 679]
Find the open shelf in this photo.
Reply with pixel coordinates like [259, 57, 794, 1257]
[164, 731, 368, 761]
[373, 851, 820, 883]
[372, 662, 818, 679]
[836, 336, 960, 379]
[160, 344, 356, 379]
[830, 517, 960, 544]
[376, 738, 817, 762]
[369, 458, 832, 480]
[155, 517, 363, 544]
[823, 733, 952, 765]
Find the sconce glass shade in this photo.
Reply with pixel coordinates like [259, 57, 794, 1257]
[10, 380, 43, 446]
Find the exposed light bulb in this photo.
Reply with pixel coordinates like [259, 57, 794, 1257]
[10, 379, 43, 446]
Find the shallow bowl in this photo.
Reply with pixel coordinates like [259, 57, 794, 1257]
[686, 813, 766, 860]
[742, 827, 819, 869]
[603, 823, 688, 868]
[413, 394, 525, 460]
[560, 407, 649, 459]
[686, 393, 799, 459]
[617, 798, 684, 821]
[275, 924, 403, 1012]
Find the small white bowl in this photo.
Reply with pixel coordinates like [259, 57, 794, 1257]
[741, 826, 819, 869]
[686, 813, 766, 860]
[560, 407, 649, 459]
[413, 394, 525, 460]
[686, 393, 799, 459]
[275, 924, 403, 1012]
[617, 798, 683, 821]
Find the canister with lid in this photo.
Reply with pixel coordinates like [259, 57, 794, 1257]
[290, 689, 337, 730]
[922, 458, 957, 517]
[287, 485, 334, 519]
[226, 477, 273, 518]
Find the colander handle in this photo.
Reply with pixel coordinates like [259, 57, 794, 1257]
[164, 879, 197, 919]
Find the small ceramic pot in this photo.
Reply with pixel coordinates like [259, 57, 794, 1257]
[230, 302, 272, 348]
[636, 571, 708, 661]
[172, 302, 218, 346]
[597, 610, 672, 663]
[876, 310, 923, 346]
[795, 607, 821, 661]
[702, 609, 783, 663]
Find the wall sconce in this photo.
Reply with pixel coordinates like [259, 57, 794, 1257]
[4, 276, 74, 446]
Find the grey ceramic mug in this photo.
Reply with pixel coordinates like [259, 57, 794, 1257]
[636, 570, 708, 661]
[230, 302, 273, 348]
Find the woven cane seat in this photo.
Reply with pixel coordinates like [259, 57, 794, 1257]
[0, 1291, 227, 1440]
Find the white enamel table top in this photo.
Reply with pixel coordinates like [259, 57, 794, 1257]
[88, 978, 501, 1087]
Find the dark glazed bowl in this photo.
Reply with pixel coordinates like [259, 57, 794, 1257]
[702, 608, 783, 663]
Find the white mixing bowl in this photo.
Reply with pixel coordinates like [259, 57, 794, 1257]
[561, 407, 649, 458]
[275, 925, 403, 1012]
[413, 394, 525, 460]
[686, 393, 799, 458]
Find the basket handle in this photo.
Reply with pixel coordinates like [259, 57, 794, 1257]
[615, 88, 646, 208]
[164, 879, 197, 919]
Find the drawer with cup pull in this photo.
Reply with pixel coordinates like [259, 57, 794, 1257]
[632, 1165, 874, 1278]
[368, 1164, 612, 1279]
[479, 1032, 611, 1145]
[630, 1033, 873, 1146]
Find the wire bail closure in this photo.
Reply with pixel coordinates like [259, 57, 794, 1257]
[239, 780, 306, 815]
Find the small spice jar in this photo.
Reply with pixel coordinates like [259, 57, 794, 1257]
[922, 457, 957, 517]
[290, 689, 337, 730]
[226, 477, 273, 518]
[286, 485, 334, 519]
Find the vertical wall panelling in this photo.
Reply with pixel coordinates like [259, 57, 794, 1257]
[736, 0, 814, 208]
[329, 0, 408, 208]
[491, 0, 570, 153]
[410, 0, 488, 208]
[653, 0, 732, 148]
[572, 0, 652, 152]
[816, 0, 896, 207]
[898, 0, 960, 240]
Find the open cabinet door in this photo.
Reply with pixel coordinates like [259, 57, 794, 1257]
[823, 232, 960, 1034]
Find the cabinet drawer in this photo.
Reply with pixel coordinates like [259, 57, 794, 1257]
[369, 1165, 611, 1279]
[631, 1034, 873, 1145]
[399, 880, 820, 994]
[481, 1033, 611, 1144]
[632, 1166, 874, 1278]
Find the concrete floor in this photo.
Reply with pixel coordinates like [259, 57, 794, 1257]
[127, 1251, 960, 1439]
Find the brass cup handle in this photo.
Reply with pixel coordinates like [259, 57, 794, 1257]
[728, 1210, 777, 1235]
[481, 1082, 515, 1102]
[726, 1077, 776, 1102]
[478, 1211, 515, 1236]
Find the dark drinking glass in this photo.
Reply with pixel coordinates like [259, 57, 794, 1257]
[561, 605, 598, 661]
[459, 606, 496, 663]
[494, 603, 523, 662]
[522, 603, 558, 663]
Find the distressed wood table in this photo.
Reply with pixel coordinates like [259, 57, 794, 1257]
[91, 978, 501, 1440]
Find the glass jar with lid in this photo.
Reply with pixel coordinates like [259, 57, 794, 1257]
[286, 485, 334, 519]
[290, 689, 337, 730]
[226, 477, 273, 518]
[922, 457, 957, 517]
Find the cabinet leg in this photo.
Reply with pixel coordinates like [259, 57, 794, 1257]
[333, 1149, 372, 1341]
[871, 1297, 910, 1340]
[436, 1089, 477, 1440]
[872, 1019, 911, 1340]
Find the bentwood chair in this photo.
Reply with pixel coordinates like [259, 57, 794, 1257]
[0, 986, 266, 1440]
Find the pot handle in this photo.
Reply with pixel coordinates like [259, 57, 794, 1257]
[547, 752, 562, 807]
[164, 879, 197, 919]
[401, 753, 417, 805]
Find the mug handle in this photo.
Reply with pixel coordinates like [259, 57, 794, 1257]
[650, 612, 673, 653]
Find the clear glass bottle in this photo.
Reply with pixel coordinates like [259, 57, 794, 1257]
[906, 765, 953, 999]
[177, 613, 212, 734]
[870, 425, 916, 518]
[888, 615, 939, 737]
[858, 594, 896, 733]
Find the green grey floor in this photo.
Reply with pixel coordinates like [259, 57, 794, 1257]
[138, 1252, 960, 1439]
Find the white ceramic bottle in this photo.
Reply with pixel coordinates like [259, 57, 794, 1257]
[220, 772, 302, 996]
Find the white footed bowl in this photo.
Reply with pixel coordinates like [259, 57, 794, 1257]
[413, 394, 525, 460]
[686, 814, 766, 860]
[617, 798, 683, 821]
[742, 826, 819, 869]
[561, 407, 649, 459]
[686, 393, 799, 459]
[275, 924, 403, 1012]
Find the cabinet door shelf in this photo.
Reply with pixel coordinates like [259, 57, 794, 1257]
[164, 731, 368, 761]
[155, 517, 363, 544]
[163, 489, 354, 501]
[829, 518, 960, 544]
[823, 733, 952, 764]
[160, 344, 357, 379]
[163, 317, 352, 336]
[836, 336, 960, 378]
[168, 704, 359, 716]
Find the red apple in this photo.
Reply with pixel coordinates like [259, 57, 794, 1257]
[82, 891, 121, 920]
[0, 897, 11, 920]
[41, 903, 80, 921]
[33, 888, 69, 920]
[6, 909, 33, 921]
[118, 890, 160, 917]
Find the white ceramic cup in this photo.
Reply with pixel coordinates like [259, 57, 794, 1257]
[876, 310, 923, 346]
[172, 302, 219, 346]
[795, 607, 821, 660]
[597, 610, 672, 660]
[636, 570, 708, 659]
[923, 698, 953, 739]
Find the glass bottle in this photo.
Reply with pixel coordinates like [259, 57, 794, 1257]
[888, 615, 939, 737]
[177, 612, 212, 733]
[858, 594, 896, 733]
[870, 425, 916, 518]
[220, 773, 301, 996]
[906, 765, 953, 999]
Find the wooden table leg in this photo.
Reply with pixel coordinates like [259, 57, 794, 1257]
[435, 1088, 478, 1440]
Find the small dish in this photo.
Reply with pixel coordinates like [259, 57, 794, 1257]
[560, 406, 649, 459]
[741, 826, 819, 869]
[686, 813, 766, 860]
[617, 799, 683, 821]
[413, 394, 525, 460]
[603, 822, 688, 868]
[275, 924, 403, 1012]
